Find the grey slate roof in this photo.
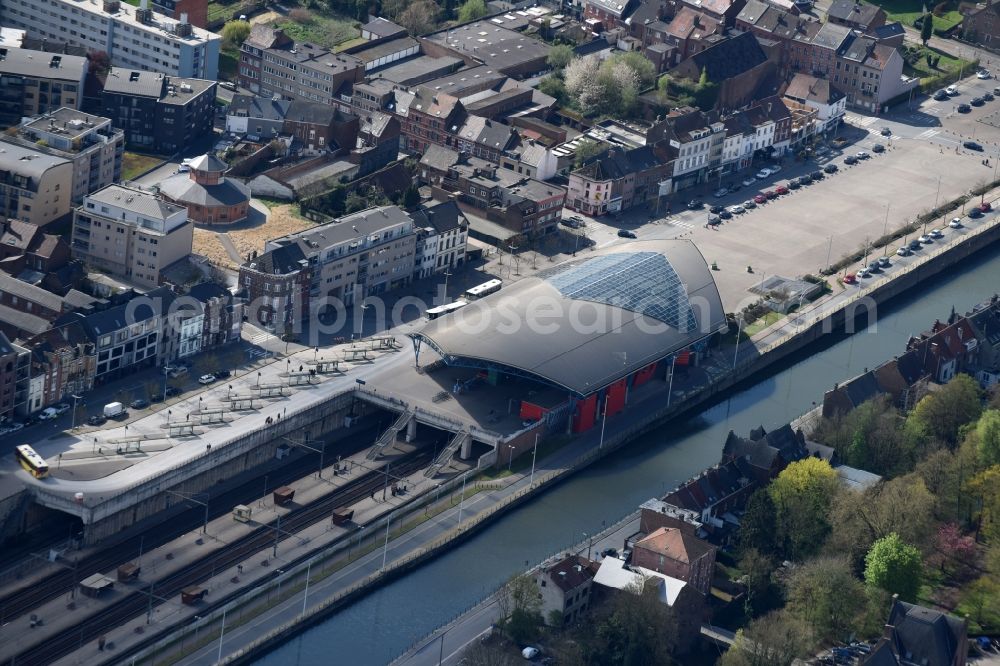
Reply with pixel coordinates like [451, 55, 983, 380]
[415, 240, 725, 397]
[410, 200, 466, 234]
[86, 185, 186, 221]
[678, 32, 767, 80]
[229, 95, 291, 121]
[244, 243, 308, 275]
[0, 273, 64, 312]
[274, 205, 413, 252]
[0, 302, 49, 335]
[828, 0, 883, 27]
[0, 47, 87, 82]
[188, 154, 228, 173]
[361, 17, 407, 39]
[159, 173, 251, 207]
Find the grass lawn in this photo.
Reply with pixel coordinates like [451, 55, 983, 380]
[901, 43, 974, 84]
[121, 152, 162, 181]
[744, 311, 784, 337]
[868, 0, 962, 28]
[274, 14, 358, 50]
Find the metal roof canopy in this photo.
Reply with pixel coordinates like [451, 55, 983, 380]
[413, 240, 726, 398]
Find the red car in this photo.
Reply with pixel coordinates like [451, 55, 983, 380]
[843, 273, 857, 284]
[753, 194, 767, 204]
[775, 185, 789, 195]
[981, 202, 993, 212]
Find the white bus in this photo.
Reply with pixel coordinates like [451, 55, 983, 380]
[426, 300, 468, 320]
[463, 279, 502, 300]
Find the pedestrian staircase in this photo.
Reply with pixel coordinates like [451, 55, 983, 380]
[424, 431, 470, 478]
[366, 409, 413, 460]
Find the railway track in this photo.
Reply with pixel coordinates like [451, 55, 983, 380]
[0, 421, 386, 626]
[13, 450, 431, 666]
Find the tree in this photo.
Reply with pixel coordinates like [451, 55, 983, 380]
[537, 76, 568, 106]
[720, 610, 815, 666]
[738, 547, 775, 617]
[785, 556, 867, 642]
[496, 574, 542, 644]
[398, 0, 439, 35]
[547, 44, 574, 71]
[614, 51, 657, 88]
[739, 489, 779, 558]
[767, 458, 840, 560]
[87, 51, 111, 78]
[564, 56, 604, 114]
[221, 20, 252, 48]
[967, 465, 1000, 543]
[921, 13, 934, 45]
[977, 409, 1000, 466]
[909, 373, 981, 448]
[826, 474, 935, 570]
[459, 643, 521, 666]
[573, 138, 606, 168]
[936, 522, 977, 573]
[864, 532, 923, 602]
[585, 578, 677, 666]
[401, 185, 420, 210]
[457, 0, 487, 23]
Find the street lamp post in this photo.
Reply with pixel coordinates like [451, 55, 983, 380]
[70, 394, 82, 429]
[442, 270, 452, 303]
[507, 445, 515, 472]
[666, 355, 678, 408]
[164, 490, 209, 534]
[598, 399, 608, 450]
[381, 514, 391, 571]
[458, 471, 469, 525]
[529, 433, 539, 486]
[732, 315, 745, 370]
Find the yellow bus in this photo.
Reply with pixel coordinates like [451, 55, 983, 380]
[15, 445, 49, 479]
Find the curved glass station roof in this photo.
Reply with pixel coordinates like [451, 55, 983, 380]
[414, 240, 727, 397]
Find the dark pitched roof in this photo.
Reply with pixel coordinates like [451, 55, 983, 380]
[873, 21, 904, 39]
[228, 94, 290, 122]
[862, 599, 967, 666]
[575, 145, 664, 181]
[188, 282, 232, 303]
[361, 17, 407, 39]
[0, 221, 42, 253]
[66, 286, 175, 339]
[828, 0, 884, 27]
[411, 200, 467, 234]
[244, 243, 308, 275]
[287, 100, 353, 126]
[678, 31, 767, 81]
[543, 554, 595, 592]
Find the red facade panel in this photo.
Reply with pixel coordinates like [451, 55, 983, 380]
[573, 394, 598, 433]
[606, 379, 628, 417]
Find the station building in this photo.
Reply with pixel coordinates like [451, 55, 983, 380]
[413, 240, 727, 433]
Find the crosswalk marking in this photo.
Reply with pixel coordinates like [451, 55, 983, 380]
[668, 218, 696, 229]
[847, 114, 878, 127]
[249, 333, 275, 345]
[916, 128, 940, 140]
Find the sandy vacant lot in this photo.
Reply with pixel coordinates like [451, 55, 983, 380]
[192, 203, 314, 271]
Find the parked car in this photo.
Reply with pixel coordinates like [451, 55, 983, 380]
[844, 155, 858, 165]
[856, 151, 870, 160]
[709, 204, 724, 214]
[687, 199, 703, 210]
[54, 403, 71, 415]
[713, 187, 729, 198]
[559, 218, 581, 228]
[986, 92, 996, 101]
[946, 85, 959, 96]
[949, 217, 963, 228]
[150, 392, 164, 403]
[981, 201, 993, 212]
[896, 245, 912, 256]
[919, 234, 933, 244]
[970, 207, 984, 218]
[165, 386, 181, 397]
[617, 229, 637, 238]
[879, 127, 891, 136]
[755, 168, 771, 179]
[764, 190, 778, 199]
[823, 163, 838, 173]
[131, 398, 150, 410]
[768, 164, 781, 173]
[198, 374, 217, 385]
[775, 185, 789, 195]
[978, 70, 992, 79]
[909, 239, 923, 250]
[88, 414, 107, 426]
[719, 209, 733, 219]
[708, 215, 721, 226]
[877, 256, 891, 268]
[843, 273, 858, 284]
[971, 97, 985, 107]
[729, 181, 743, 192]
[742, 199, 756, 209]
[168, 366, 189, 378]
[872, 144, 885, 153]
[727, 204, 745, 214]
[957, 103, 972, 113]
[39, 407, 59, 420]
[930, 228, 945, 239]
[742, 177, 756, 187]
[788, 179, 802, 189]
[810, 170, 824, 180]
[933, 90, 949, 101]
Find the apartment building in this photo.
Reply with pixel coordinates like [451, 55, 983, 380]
[1, 0, 219, 79]
[411, 200, 467, 279]
[0, 332, 31, 419]
[9, 108, 124, 204]
[567, 145, 671, 214]
[101, 68, 215, 154]
[71, 184, 193, 288]
[266, 205, 416, 306]
[23, 320, 96, 412]
[394, 87, 466, 155]
[238, 26, 363, 111]
[149, 0, 207, 29]
[0, 142, 73, 226]
[0, 47, 87, 129]
[239, 243, 311, 332]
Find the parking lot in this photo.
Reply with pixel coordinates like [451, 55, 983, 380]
[564, 72, 1000, 311]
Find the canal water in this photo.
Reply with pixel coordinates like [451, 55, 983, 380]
[256, 244, 1000, 666]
